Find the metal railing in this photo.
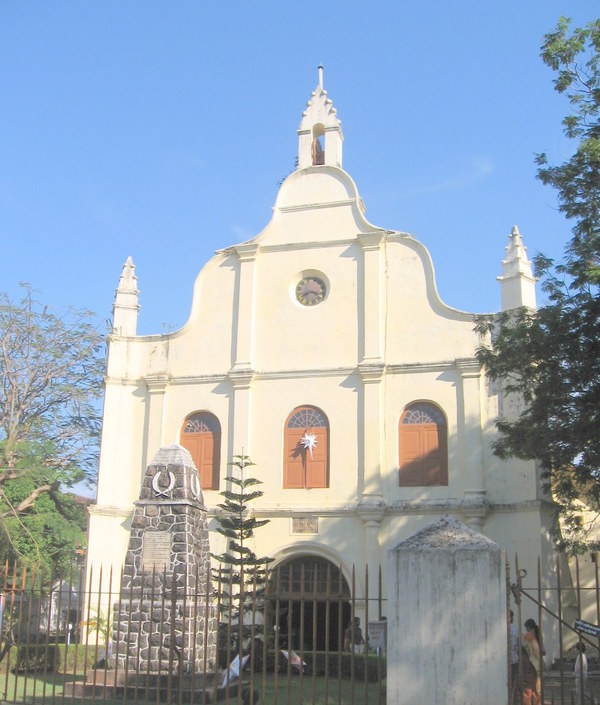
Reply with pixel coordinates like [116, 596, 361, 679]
[510, 553, 600, 705]
[0, 561, 386, 705]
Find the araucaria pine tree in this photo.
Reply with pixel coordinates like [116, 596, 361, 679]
[211, 453, 271, 653]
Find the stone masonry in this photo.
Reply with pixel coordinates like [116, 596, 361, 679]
[112, 444, 217, 674]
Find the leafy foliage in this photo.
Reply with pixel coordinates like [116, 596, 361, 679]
[0, 285, 105, 568]
[211, 453, 271, 651]
[476, 17, 600, 551]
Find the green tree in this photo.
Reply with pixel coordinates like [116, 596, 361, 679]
[0, 285, 105, 570]
[476, 17, 600, 550]
[211, 453, 271, 658]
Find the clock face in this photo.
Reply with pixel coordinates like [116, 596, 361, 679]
[296, 276, 326, 306]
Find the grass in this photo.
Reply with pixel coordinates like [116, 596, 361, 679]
[0, 670, 385, 705]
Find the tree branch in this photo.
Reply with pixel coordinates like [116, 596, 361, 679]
[0, 482, 56, 519]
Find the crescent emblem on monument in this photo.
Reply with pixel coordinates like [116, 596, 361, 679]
[190, 474, 200, 499]
[152, 470, 176, 497]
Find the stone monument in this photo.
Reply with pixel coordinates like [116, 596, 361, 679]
[387, 516, 507, 705]
[112, 444, 217, 675]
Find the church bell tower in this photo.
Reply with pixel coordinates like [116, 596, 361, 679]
[297, 66, 344, 170]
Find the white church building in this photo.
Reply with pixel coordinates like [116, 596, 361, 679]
[87, 69, 557, 648]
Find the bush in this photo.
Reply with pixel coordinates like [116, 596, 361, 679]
[12, 645, 59, 673]
[0, 644, 98, 675]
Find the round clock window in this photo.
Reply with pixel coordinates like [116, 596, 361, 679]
[296, 276, 326, 306]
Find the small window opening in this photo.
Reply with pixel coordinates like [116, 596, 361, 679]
[312, 124, 325, 165]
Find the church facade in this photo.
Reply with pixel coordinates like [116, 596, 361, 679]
[87, 70, 555, 641]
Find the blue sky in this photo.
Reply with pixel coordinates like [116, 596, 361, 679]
[1, 2, 599, 335]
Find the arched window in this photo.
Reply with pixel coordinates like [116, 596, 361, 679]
[180, 412, 221, 490]
[284, 406, 329, 489]
[398, 402, 448, 486]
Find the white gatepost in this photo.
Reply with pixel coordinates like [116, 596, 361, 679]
[388, 516, 507, 705]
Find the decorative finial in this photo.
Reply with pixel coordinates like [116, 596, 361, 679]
[113, 256, 140, 336]
[318, 64, 323, 90]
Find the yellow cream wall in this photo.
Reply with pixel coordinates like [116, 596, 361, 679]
[248, 374, 360, 504]
[251, 245, 359, 371]
[87, 163, 543, 608]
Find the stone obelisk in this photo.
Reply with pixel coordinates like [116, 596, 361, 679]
[112, 444, 217, 674]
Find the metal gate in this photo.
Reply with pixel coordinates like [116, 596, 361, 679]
[509, 553, 600, 705]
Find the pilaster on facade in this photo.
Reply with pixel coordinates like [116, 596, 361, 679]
[454, 357, 481, 378]
[228, 366, 255, 457]
[460, 489, 490, 530]
[358, 231, 386, 251]
[358, 359, 385, 383]
[359, 232, 386, 362]
[358, 502, 385, 525]
[144, 374, 170, 394]
[233, 244, 259, 369]
[227, 366, 256, 390]
[359, 504, 384, 599]
[234, 242, 260, 263]
[454, 358, 486, 510]
[143, 374, 169, 471]
[359, 360, 385, 503]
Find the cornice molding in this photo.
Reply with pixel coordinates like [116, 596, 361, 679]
[455, 357, 481, 378]
[228, 366, 256, 389]
[358, 231, 386, 250]
[107, 359, 471, 388]
[92, 497, 548, 523]
[204, 498, 549, 519]
[144, 374, 170, 393]
[278, 198, 355, 213]
[233, 242, 260, 262]
[358, 359, 385, 382]
[88, 504, 133, 518]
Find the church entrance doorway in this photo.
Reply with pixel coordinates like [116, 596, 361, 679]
[270, 556, 351, 652]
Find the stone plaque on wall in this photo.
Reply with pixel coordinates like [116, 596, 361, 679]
[292, 517, 318, 534]
[142, 530, 171, 570]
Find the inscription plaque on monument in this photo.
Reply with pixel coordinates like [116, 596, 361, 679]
[292, 517, 318, 534]
[142, 530, 171, 570]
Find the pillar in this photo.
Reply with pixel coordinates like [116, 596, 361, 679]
[456, 358, 488, 528]
[143, 374, 169, 473]
[388, 517, 507, 705]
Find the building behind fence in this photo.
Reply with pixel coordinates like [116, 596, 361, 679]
[0, 559, 387, 705]
[1, 543, 599, 704]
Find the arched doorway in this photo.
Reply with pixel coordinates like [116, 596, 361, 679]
[269, 556, 351, 652]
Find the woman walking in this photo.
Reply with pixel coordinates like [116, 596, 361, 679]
[521, 618, 542, 705]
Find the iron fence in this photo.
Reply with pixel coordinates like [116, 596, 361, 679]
[0, 561, 386, 705]
[510, 553, 600, 705]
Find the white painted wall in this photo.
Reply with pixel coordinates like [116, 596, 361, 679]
[388, 517, 507, 705]
[86, 74, 554, 660]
